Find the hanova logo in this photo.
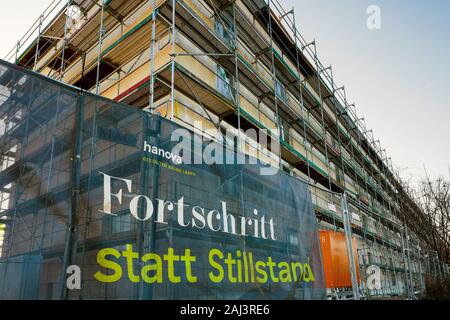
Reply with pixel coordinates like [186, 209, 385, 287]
[144, 121, 280, 176]
[144, 140, 182, 164]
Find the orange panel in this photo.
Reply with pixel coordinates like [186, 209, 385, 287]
[319, 230, 360, 288]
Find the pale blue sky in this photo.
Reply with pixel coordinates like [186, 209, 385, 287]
[0, 0, 448, 184]
[284, 0, 450, 184]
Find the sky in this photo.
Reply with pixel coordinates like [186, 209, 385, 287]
[283, 0, 450, 185]
[0, 0, 449, 185]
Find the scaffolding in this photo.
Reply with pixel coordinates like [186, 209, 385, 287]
[2, 0, 448, 299]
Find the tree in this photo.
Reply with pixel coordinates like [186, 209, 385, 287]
[418, 170, 450, 264]
[396, 168, 450, 299]
[396, 166, 449, 265]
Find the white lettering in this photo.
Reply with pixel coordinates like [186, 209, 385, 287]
[144, 140, 182, 164]
[98, 172, 132, 215]
[129, 195, 154, 221]
[98, 172, 278, 240]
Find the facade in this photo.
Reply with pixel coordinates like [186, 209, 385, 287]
[0, 0, 448, 299]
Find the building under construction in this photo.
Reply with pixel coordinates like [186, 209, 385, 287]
[0, 0, 448, 300]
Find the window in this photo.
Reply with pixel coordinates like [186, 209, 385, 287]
[275, 79, 288, 102]
[391, 273, 396, 286]
[287, 229, 299, 247]
[280, 119, 289, 142]
[215, 18, 233, 45]
[217, 66, 233, 100]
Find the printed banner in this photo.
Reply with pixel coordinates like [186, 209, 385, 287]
[0, 60, 325, 299]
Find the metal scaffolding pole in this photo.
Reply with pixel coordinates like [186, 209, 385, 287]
[365, 131, 386, 298]
[60, 0, 73, 81]
[95, 0, 106, 95]
[266, 0, 282, 170]
[234, 49, 248, 281]
[276, 8, 309, 179]
[405, 225, 416, 298]
[232, 2, 242, 153]
[383, 150, 409, 297]
[312, 45, 334, 199]
[33, 15, 44, 72]
[416, 241, 425, 292]
[377, 214, 389, 297]
[352, 118, 377, 297]
[389, 247, 399, 295]
[148, 0, 157, 111]
[169, 0, 176, 120]
[15, 41, 20, 65]
[341, 193, 360, 299]
[380, 149, 398, 296]
[78, 98, 99, 299]
[327, 67, 347, 194]
[350, 114, 372, 213]
[400, 227, 411, 298]
[136, 114, 156, 300]
[60, 92, 84, 300]
[290, 8, 312, 184]
[141, 114, 162, 300]
[379, 150, 391, 298]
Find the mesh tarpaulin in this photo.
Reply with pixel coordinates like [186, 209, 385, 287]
[0, 60, 326, 300]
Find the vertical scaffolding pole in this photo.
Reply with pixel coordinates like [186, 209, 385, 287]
[78, 96, 99, 299]
[328, 67, 348, 194]
[290, 9, 312, 183]
[42, 90, 61, 265]
[389, 246, 399, 295]
[383, 147, 407, 297]
[399, 228, 408, 297]
[341, 193, 360, 299]
[312, 46, 333, 201]
[15, 41, 20, 65]
[328, 70, 349, 234]
[267, 0, 282, 170]
[370, 135, 389, 297]
[145, 114, 162, 300]
[60, 92, 84, 300]
[376, 214, 389, 297]
[365, 129, 382, 298]
[60, 0, 72, 80]
[34, 15, 44, 72]
[404, 224, 415, 298]
[232, 3, 247, 260]
[232, 2, 242, 153]
[352, 118, 375, 297]
[95, 0, 106, 95]
[169, 0, 176, 120]
[149, 0, 157, 111]
[400, 225, 413, 299]
[380, 148, 397, 296]
[136, 113, 154, 300]
[417, 241, 425, 292]
[39, 126, 57, 252]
